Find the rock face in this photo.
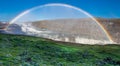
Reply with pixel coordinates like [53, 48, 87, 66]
[0, 22, 8, 29]
[0, 18, 120, 44]
[96, 18, 120, 43]
[6, 24, 25, 34]
[32, 18, 120, 44]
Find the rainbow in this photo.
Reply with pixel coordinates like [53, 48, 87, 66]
[5, 3, 113, 43]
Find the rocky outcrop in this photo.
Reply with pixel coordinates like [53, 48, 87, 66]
[96, 18, 120, 43]
[0, 18, 120, 44]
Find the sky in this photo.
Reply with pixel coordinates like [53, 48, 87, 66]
[0, 0, 120, 22]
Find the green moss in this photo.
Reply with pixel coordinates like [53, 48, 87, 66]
[0, 33, 120, 66]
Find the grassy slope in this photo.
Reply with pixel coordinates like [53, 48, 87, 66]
[0, 33, 120, 66]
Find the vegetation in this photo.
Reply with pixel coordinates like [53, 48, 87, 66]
[0, 33, 120, 66]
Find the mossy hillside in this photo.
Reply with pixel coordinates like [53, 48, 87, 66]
[0, 34, 120, 66]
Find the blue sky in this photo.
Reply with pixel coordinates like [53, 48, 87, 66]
[0, 0, 120, 21]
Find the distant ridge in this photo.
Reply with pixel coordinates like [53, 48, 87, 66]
[31, 18, 120, 43]
[0, 18, 120, 44]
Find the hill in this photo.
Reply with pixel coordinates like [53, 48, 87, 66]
[32, 18, 120, 43]
[96, 18, 120, 43]
[0, 18, 120, 44]
[0, 33, 120, 66]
